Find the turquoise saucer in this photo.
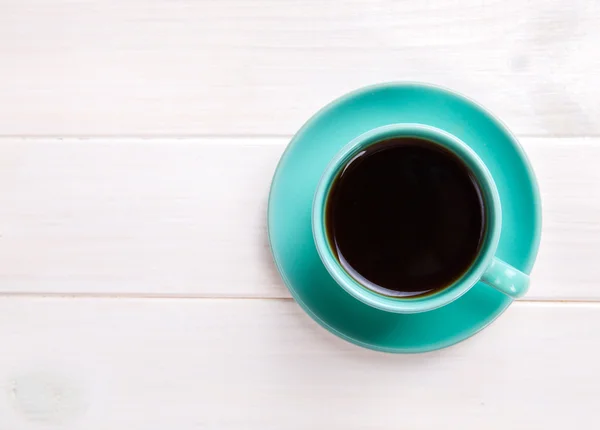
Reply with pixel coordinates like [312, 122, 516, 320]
[267, 83, 541, 353]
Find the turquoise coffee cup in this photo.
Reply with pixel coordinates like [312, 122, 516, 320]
[312, 123, 529, 314]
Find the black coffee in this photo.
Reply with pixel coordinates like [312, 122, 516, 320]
[325, 137, 485, 298]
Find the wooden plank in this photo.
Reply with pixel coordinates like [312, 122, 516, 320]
[0, 298, 597, 429]
[0, 137, 283, 297]
[0, 0, 599, 136]
[0, 137, 597, 299]
[526, 138, 600, 299]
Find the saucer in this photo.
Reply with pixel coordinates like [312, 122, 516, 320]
[267, 82, 541, 353]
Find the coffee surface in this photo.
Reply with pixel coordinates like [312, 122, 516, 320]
[325, 137, 485, 297]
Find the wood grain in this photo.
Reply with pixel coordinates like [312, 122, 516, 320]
[0, 297, 598, 429]
[0, 136, 597, 300]
[0, 0, 599, 136]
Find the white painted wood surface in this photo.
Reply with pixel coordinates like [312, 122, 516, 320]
[1, 298, 600, 429]
[1, 0, 600, 136]
[0, 0, 599, 428]
[0, 137, 599, 300]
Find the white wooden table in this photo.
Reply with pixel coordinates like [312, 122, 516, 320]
[1, 1, 599, 428]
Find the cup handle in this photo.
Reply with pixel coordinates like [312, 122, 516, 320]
[481, 257, 530, 298]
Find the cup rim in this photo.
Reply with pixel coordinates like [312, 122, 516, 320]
[312, 123, 502, 313]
